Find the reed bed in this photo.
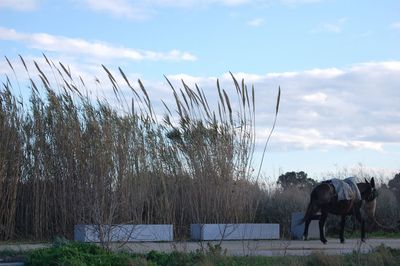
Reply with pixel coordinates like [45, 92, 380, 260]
[0, 55, 280, 240]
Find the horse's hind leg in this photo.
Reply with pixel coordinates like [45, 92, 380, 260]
[303, 202, 318, 240]
[303, 218, 311, 240]
[340, 215, 346, 243]
[319, 211, 328, 244]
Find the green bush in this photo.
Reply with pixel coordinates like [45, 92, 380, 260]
[27, 242, 139, 266]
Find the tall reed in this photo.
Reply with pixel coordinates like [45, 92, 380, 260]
[0, 55, 280, 240]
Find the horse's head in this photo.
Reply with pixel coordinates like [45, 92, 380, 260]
[362, 177, 378, 220]
[363, 177, 378, 202]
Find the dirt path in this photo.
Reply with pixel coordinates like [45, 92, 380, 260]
[1, 238, 400, 256]
[114, 238, 400, 256]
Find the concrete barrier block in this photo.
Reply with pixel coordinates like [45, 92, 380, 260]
[190, 223, 280, 240]
[74, 224, 173, 242]
[291, 212, 320, 240]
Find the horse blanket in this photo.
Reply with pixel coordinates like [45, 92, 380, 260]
[328, 177, 361, 201]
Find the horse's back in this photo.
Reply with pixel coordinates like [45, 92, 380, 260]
[311, 182, 335, 205]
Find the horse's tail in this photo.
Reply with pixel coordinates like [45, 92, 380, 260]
[298, 188, 320, 225]
[298, 200, 315, 225]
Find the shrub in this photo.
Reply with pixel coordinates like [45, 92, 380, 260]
[375, 187, 400, 229]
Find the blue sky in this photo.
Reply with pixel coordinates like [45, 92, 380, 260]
[1, 0, 399, 182]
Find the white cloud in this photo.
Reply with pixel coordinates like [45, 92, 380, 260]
[304, 68, 344, 78]
[79, 0, 237, 18]
[221, 72, 265, 82]
[0, 26, 197, 62]
[247, 18, 265, 27]
[163, 61, 400, 153]
[166, 74, 217, 85]
[302, 92, 327, 103]
[0, 0, 39, 11]
[77, 0, 322, 18]
[79, 0, 149, 20]
[280, 0, 321, 7]
[221, 0, 251, 6]
[311, 17, 347, 33]
[137, 0, 252, 8]
[155, 0, 321, 7]
[266, 71, 298, 78]
[390, 21, 400, 30]
[0, 0, 322, 17]
[270, 130, 384, 152]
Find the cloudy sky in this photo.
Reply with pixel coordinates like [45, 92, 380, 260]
[1, 0, 399, 181]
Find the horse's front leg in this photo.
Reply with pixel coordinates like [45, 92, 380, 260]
[340, 215, 346, 243]
[319, 211, 328, 244]
[355, 209, 366, 242]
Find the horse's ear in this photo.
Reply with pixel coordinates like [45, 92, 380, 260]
[365, 178, 369, 184]
[371, 177, 375, 188]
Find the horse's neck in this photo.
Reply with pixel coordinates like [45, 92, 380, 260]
[357, 183, 369, 199]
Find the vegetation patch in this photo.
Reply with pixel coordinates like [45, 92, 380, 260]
[27, 242, 140, 266]
[0, 249, 27, 264]
[23, 242, 400, 266]
[0, 56, 270, 242]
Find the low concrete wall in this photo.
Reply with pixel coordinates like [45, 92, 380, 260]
[190, 223, 280, 241]
[291, 212, 320, 240]
[74, 224, 173, 242]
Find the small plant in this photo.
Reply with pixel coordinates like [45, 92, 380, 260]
[146, 250, 202, 266]
[52, 235, 70, 247]
[307, 251, 342, 266]
[205, 242, 227, 257]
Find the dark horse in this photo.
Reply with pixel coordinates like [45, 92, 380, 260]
[301, 177, 378, 244]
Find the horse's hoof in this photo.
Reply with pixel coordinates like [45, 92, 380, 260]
[340, 239, 345, 244]
[361, 239, 366, 243]
[321, 239, 327, 244]
[303, 236, 308, 241]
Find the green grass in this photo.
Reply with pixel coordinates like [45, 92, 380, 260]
[333, 230, 400, 239]
[0, 249, 22, 257]
[0, 249, 28, 264]
[22, 241, 400, 266]
[27, 242, 142, 266]
[360, 231, 400, 239]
